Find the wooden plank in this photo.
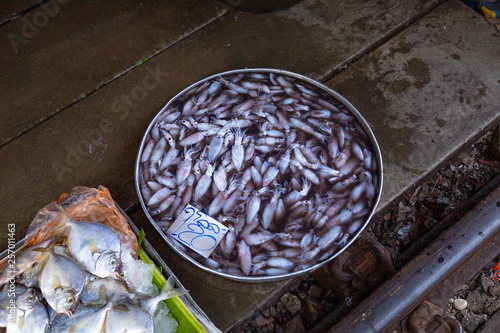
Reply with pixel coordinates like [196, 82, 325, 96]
[326, 0, 500, 211]
[0, 0, 227, 146]
[0, 0, 441, 247]
[0, 0, 41, 25]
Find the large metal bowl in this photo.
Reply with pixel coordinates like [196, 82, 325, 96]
[135, 68, 383, 282]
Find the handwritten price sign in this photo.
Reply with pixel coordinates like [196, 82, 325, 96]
[167, 204, 228, 258]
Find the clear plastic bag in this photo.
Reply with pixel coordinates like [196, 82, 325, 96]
[14, 186, 137, 258]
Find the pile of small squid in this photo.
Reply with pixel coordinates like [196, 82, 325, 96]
[138, 71, 378, 277]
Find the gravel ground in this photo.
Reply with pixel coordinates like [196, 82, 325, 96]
[446, 257, 500, 333]
[372, 130, 500, 263]
[231, 127, 500, 333]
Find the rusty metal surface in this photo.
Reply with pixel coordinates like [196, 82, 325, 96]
[399, 301, 462, 333]
[330, 233, 394, 291]
[326, 187, 500, 333]
[424, 231, 500, 308]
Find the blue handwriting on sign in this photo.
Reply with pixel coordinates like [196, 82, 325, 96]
[171, 206, 227, 252]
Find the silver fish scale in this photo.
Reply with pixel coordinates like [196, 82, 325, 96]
[138, 71, 379, 277]
[10, 289, 49, 333]
[66, 219, 121, 279]
[39, 250, 86, 315]
[105, 304, 153, 333]
[48, 303, 112, 333]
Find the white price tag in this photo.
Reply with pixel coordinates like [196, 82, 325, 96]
[167, 204, 228, 258]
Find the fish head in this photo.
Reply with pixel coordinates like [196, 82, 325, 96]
[95, 251, 122, 280]
[15, 288, 40, 311]
[51, 289, 78, 315]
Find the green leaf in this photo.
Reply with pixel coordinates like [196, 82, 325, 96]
[137, 232, 208, 333]
[138, 228, 146, 248]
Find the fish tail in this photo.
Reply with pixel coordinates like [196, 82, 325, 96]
[30, 238, 56, 253]
[143, 276, 189, 316]
[160, 276, 188, 299]
[164, 275, 175, 291]
[51, 204, 74, 234]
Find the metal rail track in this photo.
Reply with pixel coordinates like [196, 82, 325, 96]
[313, 186, 500, 332]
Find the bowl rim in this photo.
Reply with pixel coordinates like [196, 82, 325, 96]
[134, 68, 383, 282]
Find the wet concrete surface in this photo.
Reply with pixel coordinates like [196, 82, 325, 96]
[0, 0, 226, 146]
[0, 0, 441, 146]
[0, 0, 40, 25]
[0, 0, 441, 246]
[329, 0, 500, 210]
[0, 0, 499, 331]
